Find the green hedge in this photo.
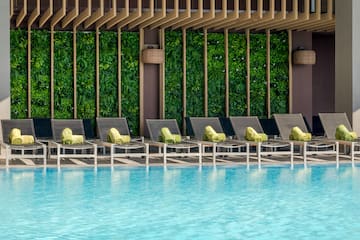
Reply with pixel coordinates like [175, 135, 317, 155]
[186, 31, 204, 117]
[31, 30, 51, 118]
[165, 30, 183, 126]
[250, 34, 267, 118]
[229, 33, 247, 116]
[121, 32, 140, 136]
[10, 29, 28, 119]
[207, 33, 225, 117]
[54, 31, 74, 119]
[99, 31, 118, 117]
[270, 32, 289, 115]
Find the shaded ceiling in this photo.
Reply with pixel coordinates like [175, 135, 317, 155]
[10, 0, 335, 32]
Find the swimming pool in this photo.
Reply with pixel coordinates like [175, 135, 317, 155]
[0, 165, 359, 239]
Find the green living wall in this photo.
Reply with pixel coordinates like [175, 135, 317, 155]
[270, 32, 288, 114]
[165, 30, 183, 126]
[31, 30, 51, 118]
[207, 33, 225, 117]
[121, 32, 140, 136]
[250, 34, 267, 118]
[99, 31, 118, 117]
[186, 31, 205, 117]
[54, 31, 73, 119]
[10, 29, 27, 119]
[228, 33, 247, 116]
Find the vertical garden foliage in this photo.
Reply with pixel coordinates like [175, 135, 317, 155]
[186, 31, 204, 117]
[121, 32, 139, 136]
[228, 33, 247, 116]
[250, 34, 267, 118]
[54, 31, 73, 119]
[10, 29, 28, 119]
[270, 31, 289, 115]
[31, 30, 50, 118]
[165, 30, 183, 126]
[207, 33, 225, 117]
[99, 31, 118, 117]
[77, 32, 96, 120]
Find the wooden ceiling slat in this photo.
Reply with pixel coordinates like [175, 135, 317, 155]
[28, 0, 40, 27]
[16, 0, 27, 27]
[171, 0, 203, 30]
[73, 0, 91, 28]
[128, 0, 154, 30]
[106, 0, 129, 29]
[139, 0, 166, 29]
[95, 0, 116, 29]
[84, 0, 104, 29]
[10, 0, 335, 32]
[116, 0, 142, 29]
[62, 0, 79, 28]
[179, 0, 215, 29]
[156, 0, 187, 29]
[39, 0, 53, 27]
[51, 0, 66, 27]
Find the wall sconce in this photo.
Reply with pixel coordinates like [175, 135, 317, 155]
[293, 48, 316, 65]
[142, 45, 164, 64]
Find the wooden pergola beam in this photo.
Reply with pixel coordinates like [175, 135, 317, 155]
[84, 0, 104, 29]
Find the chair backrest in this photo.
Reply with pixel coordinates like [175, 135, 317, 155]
[33, 118, 53, 139]
[229, 116, 264, 140]
[146, 119, 181, 141]
[51, 119, 86, 141]
[1, 119, 36, 144]
[188, 117, 224, 140]
[273, 113, 309, 140]
[318, 113, 352, 139]
[96, 118, 131, 141]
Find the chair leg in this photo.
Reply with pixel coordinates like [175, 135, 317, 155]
[198, 143, 202, 166]
[163, 144, 167, 166]
[303, 142, 307, 168]
[145, 144, 149, 166]
[290, 142, 294, 170]
[57, 146, 61, 168]
[257, 142, 261, 169]
[5, 146, 10, 167]
[212, 143, 216, 166]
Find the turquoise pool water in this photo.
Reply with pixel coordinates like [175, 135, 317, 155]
[0, 165, 359, 239]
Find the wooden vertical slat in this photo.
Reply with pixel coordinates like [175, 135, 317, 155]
[16, 0, 27, 27]
[225, 29, 229, 117]
[73, 28, 77, 118]
[204, 28, 208, 117]
[182, 28, 187, 135]
[139, 28, 144, 135]
[159, 28, 165, 119]
[96, 28, 100, 117]
[266, 29, 271, 118]
[118, 27, 122, 117]
[288, 30, 293, 113]
[50, 27, 54, 118]
[27, 27, 31, 118]
[246, 29, 250, 116]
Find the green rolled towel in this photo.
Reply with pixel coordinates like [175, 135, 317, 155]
[160, 127, 176, 143]
[9, 128, 22, 144]
[61, 128, 73, 144]
[173, 134, 182, 144]
[21, 135, 34, 144]
[204, 126, 226, 142]
[335, 124, 358, 141]
[289, 127, 312, 141]
[107, 128, 130, 144]
[71, 135, 84, 144]
[245, 127, 268, 142]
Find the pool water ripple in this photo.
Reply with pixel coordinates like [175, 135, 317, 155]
[1, 165, 360, 239]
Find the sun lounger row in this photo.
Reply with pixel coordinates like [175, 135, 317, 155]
[1, 113, 359, 168]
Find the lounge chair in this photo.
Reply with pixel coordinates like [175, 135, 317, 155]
[229, 116, 294, 168]
[319, 112, 360, 167]
[274, 113, 339, 167]
[96, 117, 149, 165]
[188, 117, 249, 165]
[1, 119, 47, 167]
[49, 119, 97, 167]
[146, 119, 201, 165]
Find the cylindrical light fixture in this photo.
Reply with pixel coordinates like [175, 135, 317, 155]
[142, 48, 164, 64]
[293, 50, 316, 65]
